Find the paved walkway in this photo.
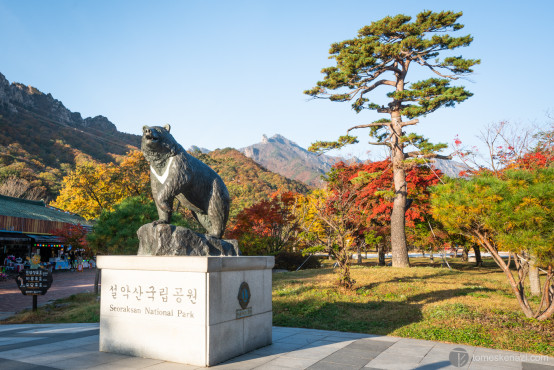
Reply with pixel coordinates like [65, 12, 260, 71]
[0, 269, 98, 319]
[0, 324, 552, 369]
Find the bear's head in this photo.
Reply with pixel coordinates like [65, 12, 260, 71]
[141, 124, 179, 164]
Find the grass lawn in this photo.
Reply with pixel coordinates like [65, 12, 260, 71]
[1, 292, 100, 324]
[2, 258, 552, 356]
[273, 258, 554, 356]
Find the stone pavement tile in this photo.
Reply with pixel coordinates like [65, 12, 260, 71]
[360, 335, 401, 343]
[15, 347, 97, 366]
[312, 336, 356, 344]
[0, 324, 42, 333]
[307, 360, 360, 370]
[257, 355, 321, 369]
[140, 361, 199, 369]
[383, 341, 434, 357]
[312, 348, 378, 368]
[213, 353, 279, 369]
[365, 353, 425, 370]
[274, 333, 328, 345]
[302, 339, 354, 351]
[0, 357, 59, 370]
[0, 336, 48, 345]
[272, 330, 297, 341]
[416, 354, 469, 370]
[281, 342, 343, 360]
[469, 362, 520, 369]
[272, 327, 303, 334]
[85, 355, 165, 369]
[320, 332, 370, 340]
[47, 351, 131, 369]
[21, 324, 98, 334]
[76, 342, 100, 351]
[473, 347, 554, 367]
[522, 363, 554, 370]
[347, 338, 395, 352]
[251, 341, 306, 356]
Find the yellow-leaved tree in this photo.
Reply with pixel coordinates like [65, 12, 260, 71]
[52, 151, 151, 220]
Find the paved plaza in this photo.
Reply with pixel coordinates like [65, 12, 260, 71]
[0, 323, 552, 369]
[0, 269, 98, 320]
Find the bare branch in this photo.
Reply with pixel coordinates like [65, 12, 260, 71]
[362, 79, 396, 93]
[404, 151, 452, 160]
[400, 119, 419, 127]
[347, 122, 390, 134]
[416, 56, 459, 80]
[368, 141, 392, 147]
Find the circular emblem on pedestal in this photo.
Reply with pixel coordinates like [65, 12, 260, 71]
[237, 282, 250, 309]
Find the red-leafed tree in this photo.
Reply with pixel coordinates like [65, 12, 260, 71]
[51, 223, 89, 254]
[333, 160, 442, 227]
[226, 191, 299, 255]
[329, 160, 444, 262]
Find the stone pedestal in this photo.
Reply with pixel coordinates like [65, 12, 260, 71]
[97, 256, 274, 367]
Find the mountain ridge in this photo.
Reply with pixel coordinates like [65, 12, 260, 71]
[239, 134, 360, 187]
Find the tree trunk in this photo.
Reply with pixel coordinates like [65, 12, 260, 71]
[529, 255, 541, 297]
[357, 244, 362, 264]
[378, 243, 386, 266]
[389, 113, 410, 267]
[461, 247, 469, 262]
[473, 245, 482, 267]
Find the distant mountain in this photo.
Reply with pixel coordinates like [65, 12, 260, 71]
[429, 158, 469, 178]
[189, 148, 309, 218]
[240, 134, 359, 187]
[0, 72, 140, 200]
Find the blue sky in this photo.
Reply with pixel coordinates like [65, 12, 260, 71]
[1, 1, 552, 160]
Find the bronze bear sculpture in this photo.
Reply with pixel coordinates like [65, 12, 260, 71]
[141, 124, 230, 238]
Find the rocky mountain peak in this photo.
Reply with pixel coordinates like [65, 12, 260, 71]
[0, 72, 117, 132]
[240, 134, 359, 187]
[83, 115, 117, 133]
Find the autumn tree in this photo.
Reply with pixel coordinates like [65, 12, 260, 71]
[51, 223, 89, 254]
[431, 169, 554, 320]
[53, 150, 151, 219]
[295, 169, 362, 288]
[334, 159, 442, 261]
[226, 191, 299, 255]
[305, 11, 479, 267]
[452, 121, 553, 176]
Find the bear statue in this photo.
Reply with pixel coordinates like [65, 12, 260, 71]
[141, 124, 230, 239]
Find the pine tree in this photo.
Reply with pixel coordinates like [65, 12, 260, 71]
[305, 10, 479, 267]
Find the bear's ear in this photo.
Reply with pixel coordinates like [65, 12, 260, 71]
[142, 125, 148, 132]
[164, 124, 171, 132]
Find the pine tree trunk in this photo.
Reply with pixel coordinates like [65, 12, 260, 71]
[389, 113, 410, 267]
[529, 255, 541, 297]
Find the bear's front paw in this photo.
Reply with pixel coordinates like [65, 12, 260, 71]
[152, 220, 169, 226]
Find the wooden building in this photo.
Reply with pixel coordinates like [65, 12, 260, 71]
[0, 195, 92, 265]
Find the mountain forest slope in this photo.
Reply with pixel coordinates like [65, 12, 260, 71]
[0, 73, 140, 200]
[190, 148, 309, 218]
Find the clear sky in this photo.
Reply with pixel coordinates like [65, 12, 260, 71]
[1, 0, 552, 160]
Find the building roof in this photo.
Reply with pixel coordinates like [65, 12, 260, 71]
[0, 195, 92, 226]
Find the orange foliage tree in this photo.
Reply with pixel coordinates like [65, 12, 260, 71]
[332, 160, 443, 261]
[226, 191, 299, 256]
